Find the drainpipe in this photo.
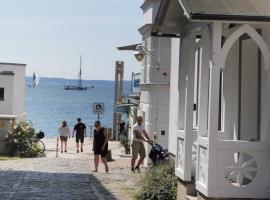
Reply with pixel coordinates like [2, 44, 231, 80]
[154, 63, 160, 141]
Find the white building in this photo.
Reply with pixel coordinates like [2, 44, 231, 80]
[0, 62, 26, 116]
[0, 63, 26, 154]
[139, 0, 172, 148]
[152, 0, 270, 199]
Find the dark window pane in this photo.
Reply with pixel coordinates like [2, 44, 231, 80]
[0, 88, 4, 100]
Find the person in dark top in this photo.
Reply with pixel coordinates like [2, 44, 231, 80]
[72, 118, 86, 153]
[119, 119, 126, 136]
[92, 121, 109, 173]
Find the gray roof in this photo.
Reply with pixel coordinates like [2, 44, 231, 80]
[0, 62, 26, 66]
[182, 0, 270, 21]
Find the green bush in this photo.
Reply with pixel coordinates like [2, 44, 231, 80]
[5, 120, 42, 157]
[135, 162, 177, 200]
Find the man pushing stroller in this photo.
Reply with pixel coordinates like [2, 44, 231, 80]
[131, 116, 152, 173]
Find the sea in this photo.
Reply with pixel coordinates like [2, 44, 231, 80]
[25, 77, 130, 137]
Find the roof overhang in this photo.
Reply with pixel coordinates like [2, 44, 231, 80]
[0, 62, 26, 66]
[152, 0, 186, 37]
[0, 115, 17, 119]
[181, 0, 270, 22]
[115, 104, 135, 114]
[190, 13, 270, 22]
[117, 43, 141, 51]
[152, 0, 270, 37]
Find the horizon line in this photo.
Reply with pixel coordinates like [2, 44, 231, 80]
[25, 75, 132, 82]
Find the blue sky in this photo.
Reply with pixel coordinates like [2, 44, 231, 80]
[0, 0, 142, 80]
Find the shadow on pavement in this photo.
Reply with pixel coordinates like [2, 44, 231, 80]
[0, 170, 118, 200]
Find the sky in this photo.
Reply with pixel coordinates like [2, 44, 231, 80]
[0, 0, 142, 80]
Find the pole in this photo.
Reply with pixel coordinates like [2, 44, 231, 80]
[154, 66, 160, 142]
[56, 137, 59, 157]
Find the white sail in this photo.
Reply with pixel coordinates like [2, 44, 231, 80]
[33, 73, 40, 87]
[29, 72, 40, 88]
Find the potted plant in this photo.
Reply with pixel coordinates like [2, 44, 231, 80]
[119, 135, 130, 154]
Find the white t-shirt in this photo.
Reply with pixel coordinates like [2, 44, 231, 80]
[132, 123, 145, 143]
[58, 126, 70, 137]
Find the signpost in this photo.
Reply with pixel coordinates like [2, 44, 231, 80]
[92, 102, 105, 121]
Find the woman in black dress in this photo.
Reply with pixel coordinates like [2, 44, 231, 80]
[93, 121, 109, 172]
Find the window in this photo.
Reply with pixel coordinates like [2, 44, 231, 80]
[218, 71, 225, 131]
[0, 88, 4, 100]
[193, 48, 201, 128]
[238, 38, 261, 141]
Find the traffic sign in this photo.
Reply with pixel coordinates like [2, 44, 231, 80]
[92, 102, 105, 114]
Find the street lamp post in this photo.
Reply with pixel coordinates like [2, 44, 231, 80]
[134, 44, 160, 140]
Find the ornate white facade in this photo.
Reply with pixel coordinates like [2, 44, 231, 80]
[152, 0, 270, 199]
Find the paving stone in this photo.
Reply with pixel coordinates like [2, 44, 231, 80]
[0, 138, 142, 200]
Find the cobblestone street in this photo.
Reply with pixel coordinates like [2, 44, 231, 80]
[0, 138, 142, 200]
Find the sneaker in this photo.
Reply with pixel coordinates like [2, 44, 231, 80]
[64, 150, 67, 153]
[135, 166, 140, 173]
[131, 168, 135, 173]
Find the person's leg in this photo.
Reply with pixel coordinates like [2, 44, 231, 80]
[135, 143, 146, 171]
[81, 142, 84, 152]
[94, 155, 99, 172]
[76, 136, 79, 153]
[76, 143, 79, 152]
[131, 142, 138, 171]
[101, 157, 109, 173]
[136, 156, 145, 168]
[64, 139, 67, 152]
[60, 138, 63, 153]
[80, 136, 84, 152]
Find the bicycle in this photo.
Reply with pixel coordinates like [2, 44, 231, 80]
[32, 131, 45, 153]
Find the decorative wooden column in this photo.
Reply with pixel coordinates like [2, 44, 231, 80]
[206, 21, 222, 196]
[176, 31, 196, 181]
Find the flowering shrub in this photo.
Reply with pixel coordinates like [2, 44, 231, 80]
[5, 120, 41, 157]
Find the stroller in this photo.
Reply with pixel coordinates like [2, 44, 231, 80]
[148, 141, 169, 165]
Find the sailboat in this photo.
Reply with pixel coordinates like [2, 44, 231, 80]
[64, 55, 89, 90]
[28, 72, 40, 88]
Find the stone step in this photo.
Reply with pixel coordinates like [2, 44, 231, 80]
[185, 194, 197, 200]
